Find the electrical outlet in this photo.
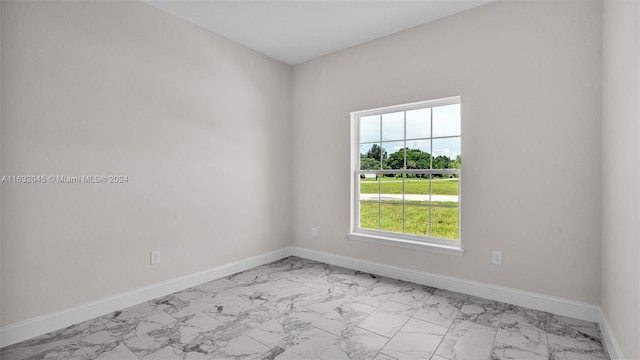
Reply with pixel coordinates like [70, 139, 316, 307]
[492, 250, 503, 265]
[150, 250, 161, 265]
[311, 227, 318, 237]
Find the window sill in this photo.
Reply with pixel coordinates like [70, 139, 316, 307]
[347, 232, 464, 256]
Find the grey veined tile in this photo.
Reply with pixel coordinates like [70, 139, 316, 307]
[413, 291, 463, 328]
[0, 340, 88, 360]
[190, 278, 237, 293]
[226, 278, 319, 303]
[457, 295, 506, 328]
[546, 314, 608, 359]
[76, 326, 130, 359]
[197, 290, 258, 323]
[93, 343, 139, 360]
[224, 264, 280, 285]
[275, 325, 339, 360]
[432, 289, 469, 306]
[0, 318, 105, 360]
[546, 315, 601, 340]
[381, 318, 448, 360]
[122, 312, 223, 358]
[548, 333, 608, 360]
[0, 257, 613, 360]
[317, 327, 389, 360]
[490, 342, 547, 360]
[101, 308, 178, 340]
[500, 304, 551, 332]
[494, 322, 547, 357]
[245, 317, 288, 348]
[373, 353, 398, 360]
[548, 348, 610, 360]
[123, 330, 174, 359]
[138, 345, 201, 360]
[357, 300, 417, 338]
[208, 334, 270, 359]
[430, 355, 450, 360]
[311, 300, 377, 336]
[490, 304, 551, 359]
[388, 282, 436, 307]
[1, 316, 106, 360]
[434, 319, 498, 360]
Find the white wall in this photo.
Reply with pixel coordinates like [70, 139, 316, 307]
[291, 0, 603, 304]
[0, 1, 291, 326]
[0, 0, 3, 329]
[3, 2, 634, 351]
[601, 0, 640, 358]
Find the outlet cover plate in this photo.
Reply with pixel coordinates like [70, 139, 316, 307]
[150, 250, 161, 265]
[492, 250, 503, 265]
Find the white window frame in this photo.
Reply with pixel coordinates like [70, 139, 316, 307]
[348, 96, 464, 256]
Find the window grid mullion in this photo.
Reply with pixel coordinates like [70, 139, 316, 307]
[357, 169, 460, 175]
[378, 115, 382, 230]
[360, 134, 460, 145]
[354, 97, 460, 242]
[429, 108, 434, 236]
[402, 111, 406, 234]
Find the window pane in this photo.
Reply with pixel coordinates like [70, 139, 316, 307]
[359, 175, 379, 199]
[360, 143, 382, 170]
[360, 175, 379, 230]
[433, 104, 460, 137]
[431, 178, 459, 207]
[431, 206, 459, 240]
[404, 205, 429, 236]
[380, 203, 402, 233]
[379, 175, 402, 201]
[360, 115, 380, 143]
[404, 175, 430, 205]
[381, 111, 404, 141]
[405, 139, 430, 169]
[382, 141, 405, 170]
[359, 201, 379, 230]
[354, 98, 461, 243]
[406, 108, 431, 139]
[432, 138, 460, 169]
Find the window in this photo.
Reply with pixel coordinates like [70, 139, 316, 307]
[349, 97, 462, 254]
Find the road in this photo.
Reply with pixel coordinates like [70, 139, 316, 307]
[359, 194, 458, 202]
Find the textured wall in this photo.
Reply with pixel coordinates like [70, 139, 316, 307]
[291, 0, 602, 304]
[602, 0, 640, 358]
[1, 1, 291, 325]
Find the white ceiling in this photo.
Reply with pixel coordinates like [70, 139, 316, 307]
[145, 1, 493, 65]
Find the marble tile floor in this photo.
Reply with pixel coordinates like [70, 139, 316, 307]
[1, 257, 610, 360]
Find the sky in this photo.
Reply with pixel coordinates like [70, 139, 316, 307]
[360, 104, 461, 159]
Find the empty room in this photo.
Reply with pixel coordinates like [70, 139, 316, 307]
[1, 0, 638, 359]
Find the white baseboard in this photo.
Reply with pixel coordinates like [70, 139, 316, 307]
[0, 248, 292, 348]
[290, 247, 600, 321]
[597, 310, 625, 360]
[290, 247, 623, 359]
[1, 245, 624, 359]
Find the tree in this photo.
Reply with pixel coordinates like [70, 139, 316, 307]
[384, 148, 431, 170]
[365, 144, 387, 162]
[385, 148, 405, 169]
[360, 155, 380, 170]
[406, 149, 431, 169]
[450, 155, 461, 169]
[433, 155, 452, 169]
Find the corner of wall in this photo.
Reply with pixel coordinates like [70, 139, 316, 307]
[600, 0, 640, 358]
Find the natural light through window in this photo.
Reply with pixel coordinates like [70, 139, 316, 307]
[350, 97, 461, 252]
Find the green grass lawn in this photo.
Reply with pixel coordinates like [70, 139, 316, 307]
[359, 201, 459, 240]
[360, 178, 458, 196]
